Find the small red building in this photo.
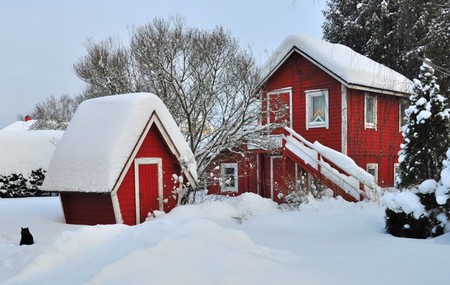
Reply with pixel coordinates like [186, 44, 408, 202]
[42, 93, 197, 225]
[207, 35, 412, 202]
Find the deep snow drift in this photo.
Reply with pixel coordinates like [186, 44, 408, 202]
[1, 194, 449, 285]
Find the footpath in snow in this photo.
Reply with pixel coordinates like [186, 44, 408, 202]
[0, 194, 449, 285]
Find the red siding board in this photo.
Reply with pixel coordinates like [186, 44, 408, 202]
[60, 192, 116, 225]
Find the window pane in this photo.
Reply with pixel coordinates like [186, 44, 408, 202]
[366, 96, 375, 124]
[225, 167, 235, 187]
[311, 95, 325, 122]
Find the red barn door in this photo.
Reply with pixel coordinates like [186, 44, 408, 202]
[134, 158, 162, 223]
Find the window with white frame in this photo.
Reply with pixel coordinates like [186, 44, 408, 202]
[399, 99, 408, 132]
[364, 93, 377, 129]
[220, 163, 238, 192]
[366, 163, 378, 184]
[306, 89, 329, 129]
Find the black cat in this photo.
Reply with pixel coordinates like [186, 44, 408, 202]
[20, 227, 34, 245]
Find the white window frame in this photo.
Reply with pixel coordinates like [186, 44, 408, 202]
[364, 93, 377, 130]
[220, 163, 238, 193]
[399, 100, 408, 132]
[266, 87, 293, 128]
[134, 157, 163, 224]
[393, 163, 400, 185]
[366, 163, 378, 184]
[306, 89, 329, 129]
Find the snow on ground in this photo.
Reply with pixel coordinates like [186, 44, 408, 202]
[1, 194, 449, 285]
[0, 121, 63, 176]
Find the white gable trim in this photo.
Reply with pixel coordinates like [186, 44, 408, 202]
[111, 112, 196, 196]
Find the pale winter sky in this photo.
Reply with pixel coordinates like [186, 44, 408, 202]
[0, 0, 325, 129]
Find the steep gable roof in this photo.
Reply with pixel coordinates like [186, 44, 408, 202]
[42, 93, 197, 193]
[260, 35, 413, 96]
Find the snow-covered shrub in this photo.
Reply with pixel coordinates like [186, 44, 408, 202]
[0, 168, 51, 198]
[383, 150, 450, 238]
[282, 173, 324, 207]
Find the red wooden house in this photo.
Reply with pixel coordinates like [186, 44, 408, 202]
[42, 93, 197, 225]
[207, 35, 412, 202]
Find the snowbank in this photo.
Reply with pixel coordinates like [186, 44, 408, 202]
[1, 195, 450, 284]
[0, 122, 63, 176]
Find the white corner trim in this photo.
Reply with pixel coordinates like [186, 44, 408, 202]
[341, 84, 348, 154]
[111, 192, 123, 224]
[134, 157, 163, 224]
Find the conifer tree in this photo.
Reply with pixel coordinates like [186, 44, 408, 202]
[398, 59, 450, 187]
[322, 0, 450, 93]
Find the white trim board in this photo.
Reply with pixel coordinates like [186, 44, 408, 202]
[134, 157, 163, 224]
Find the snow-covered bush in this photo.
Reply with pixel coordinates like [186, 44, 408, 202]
[281, 173, 324, 207]
[0, 168, 51, 198]
[383, 150, 450, 238]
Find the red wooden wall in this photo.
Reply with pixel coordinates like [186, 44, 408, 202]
[116, 124, 182, 225]
[347, 89, 403, 187]
[60, 192, 116, 225]
[206, 150, 260, 197]
[262, 52, 343, 152]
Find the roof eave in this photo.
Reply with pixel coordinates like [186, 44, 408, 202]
[259, 46, 412, 97]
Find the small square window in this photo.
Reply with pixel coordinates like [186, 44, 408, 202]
[365, 93, 377, 129]
[221, 163, 238, 192]
[306, 90, 329, 129]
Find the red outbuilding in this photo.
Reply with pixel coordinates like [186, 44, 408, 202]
[207, 35, 412, 202]
[42, 93, 197, 225]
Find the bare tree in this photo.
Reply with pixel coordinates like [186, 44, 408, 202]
[24, 94, 76, 130]
[74, 37, 136, 100]
[74, 17, 273, 178]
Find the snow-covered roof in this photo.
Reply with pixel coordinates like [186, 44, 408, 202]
[260, 35, 413, 95]
[42, 93, 197, 193]
[0, 122, 63, 176]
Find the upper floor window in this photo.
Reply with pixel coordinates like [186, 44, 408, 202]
[306, 89, 329, 129]
[364, 93, 377, 129]
[220, 163, 238, 192]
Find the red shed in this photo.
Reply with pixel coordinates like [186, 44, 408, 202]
[207, 35, 412, 202]
[42, 93, 197, 225]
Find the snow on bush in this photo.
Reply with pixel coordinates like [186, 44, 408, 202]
[381, 191, 426, 219]
[383, 149, 450, 238]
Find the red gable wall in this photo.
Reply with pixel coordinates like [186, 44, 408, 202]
[117, 125, 182, 225]
[263, 52, 343, 152]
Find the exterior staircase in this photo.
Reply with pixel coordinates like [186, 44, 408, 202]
[282, 127, 381, 202]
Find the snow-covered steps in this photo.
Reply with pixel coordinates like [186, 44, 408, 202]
[283, 127, 382, 202]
